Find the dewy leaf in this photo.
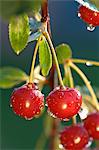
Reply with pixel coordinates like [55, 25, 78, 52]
[39, 36, 52, 76]
[9, 14, 30, 54]
[0, 0, 42, 20]
[56, 43, 72, 64]
[0, 67, 28, 89]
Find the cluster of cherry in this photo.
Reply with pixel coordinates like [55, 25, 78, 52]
[10, 0, 99, 149]
[10, 82, 99, 149]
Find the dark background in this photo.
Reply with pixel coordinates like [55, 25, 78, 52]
[0, 0, 99, 149]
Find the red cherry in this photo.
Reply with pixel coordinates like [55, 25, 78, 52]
[84, 112, 99, 139]
[10, 83, 44, 120]
[46, 86, 82, 120]
[78, 5, 99, 26]
[60, 124, 89, 150]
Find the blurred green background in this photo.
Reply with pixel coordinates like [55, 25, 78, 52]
[0, 0, 99, 149]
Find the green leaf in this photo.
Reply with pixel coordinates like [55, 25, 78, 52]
[9, 14, 30, 54]
[0, 67, 28, 89]
[0, 0, 42, 20]
[90, 0, 99, 9]
[56, 43, 72, 64]
[39, 36, 52, 76]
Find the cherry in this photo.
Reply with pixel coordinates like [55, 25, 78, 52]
[10, 83, 44, 120]
[78, 5, 99, 26]
[46, 86, 82, 120]
[60, 124, 89, 150]
[84, 112, 99, 140]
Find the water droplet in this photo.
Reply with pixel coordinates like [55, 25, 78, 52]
[26, 117, 33, 120]
[78, 108, 88, 120]
[24, 116, 28, 120]
[86, 61, 93, 66]
[10, 104, 12, 107]
[74, 137, 81, 144]
[33, 111, 35, 114]
[96, 125, 99, 131]
[87, 25, 95, 31]
[62, 118, 70, 121]
[36, 112, 39, 115]
[59, 144, 64, 149]
[85, 138, 93, 148]
[61, 92, 64, 96]
[78, 12, 81, 17]
[62, 104, 67, 110]
[59, 96, 62, 99]
[45, 103, 48, 107]
[25, 101, 30, 108]
[12, 100, 15, 103]
[16, 51, 20, 55]
[47, 110, 57, 118]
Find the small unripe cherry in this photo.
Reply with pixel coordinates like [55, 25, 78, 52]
[60, 124, 89, 150]
[46, 86, 82, 120]
[84, 112, 99, 140]
[10, 83, 44, 120]
[78, 5, 99, 26]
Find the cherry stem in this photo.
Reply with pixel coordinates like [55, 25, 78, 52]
[64, 65, 74, 87]
[83, 95, 98, 110]
[29, 36, 42, 83]
[41, 0, 51, 37]
[70, 62, 99, 111]
[68, 66, 74, 88]
[68, 67, 76, 124]
[41, 1, 58, 150]
[64, 65, 76, 124]
[43, 31, 64, 87]
[71, 58, 99, 66]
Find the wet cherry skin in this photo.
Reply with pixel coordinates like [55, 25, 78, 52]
[10, 83, 44, 120]
[78, 5, 99, 26]
[60, 124, 89, 150]
[46, 86, 82, 120]
[84, 112, 99, 140]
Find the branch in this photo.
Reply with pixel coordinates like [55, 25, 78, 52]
[41, 0, 51, 37]
[41, 1, 58, 150]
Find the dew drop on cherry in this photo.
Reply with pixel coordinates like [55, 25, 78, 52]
[85, 137, 93, 148]
[62, 118, 70, 122]
[78, 108, 88, 120]
[47, 110, 57, 118]
[87, 24, 95, 31]
[59, 144, 64, 149]
[78, 12, 81, 17]
[45, 103, 48, 107]
[10, 103, 12, 107]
